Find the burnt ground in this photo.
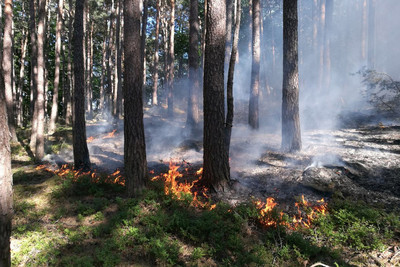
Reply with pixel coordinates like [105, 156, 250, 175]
[51, 106, 400, 212]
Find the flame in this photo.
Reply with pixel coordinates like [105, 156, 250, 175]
[255, 195, 327, 229]
[102, 129, 117, 139]
[87, 136, 95, 143]
[152, 162, 214, 209]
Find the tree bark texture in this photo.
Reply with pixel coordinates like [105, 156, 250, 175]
[3, 0, 16, 142]
[29, 0, 38, 149]
[225, 0, 240, 152]
[248, 0, 260, 129]
[152, 0, 160, 106]
[0, 75, 12, 267]
[49, 0, 64, 134]
[203, 0, 230, 192]
[167, 0, 175, 117]
[282, 0, 301, 152]
[224, 0, 233, 67]
[186, 0, 200, 133]
[124, 0, 148, 197]
[73, 0, 91, 170]
[17, 31, 28, 127]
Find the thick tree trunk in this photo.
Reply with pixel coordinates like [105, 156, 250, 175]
[3, 0, 16, 142]
[124, 0, 148, 197]
[152, 0, 160, 106]
[49, 0, 64, 134]
[32, 0, 47, 160]
[73, 0, 91, 170]
[0, 65, 13, 267]
[282, 0, 301, 152]
[167, 0, 175, 117]
[203, 0, 230, 192]
[186, 0, 200, 133]
[225, 0, 241, 152]
[248, 0, 260, 129]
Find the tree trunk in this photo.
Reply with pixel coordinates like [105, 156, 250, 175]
[49, 0, 64, 134]
[114, 0, 122, 120]
[167, 0, 175, 117]
[203, 0, 230, 192]
[32, 0, 47, 160]
[248, 0, 252, 55]
[106, 4, 115, 114]
[73, 0, 91, 170]
[141, 0, 148, 91]
[0, 61, 13, 267]
[224, 0, 233, 68]
[152, 0, 160, 106]
[64, 0, 73, 125]
[3, 0, 16, 142]
[225, 0, 240, 152]
[186, 0, 200, 134]
[29, 0, 38, 145]
[100, 38, 106, 111]
[17, 30, 28, 127]
[248, 0, 260, 129]
[87, 20, 93, 119]
[361, 0, 367, 62]
[282, 0, 301, 152]
[367, 0, 375, 69]
[124, 0, 148, 197]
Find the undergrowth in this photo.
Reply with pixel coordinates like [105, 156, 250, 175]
[11, 166, 400, 266]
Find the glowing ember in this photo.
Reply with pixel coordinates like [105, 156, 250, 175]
[87, 136, 95, 143]
[35, 163, 125, 186]
[255, 195, 327, 229]
[102, 129, 117, 139]
[152, 162, 214, 209]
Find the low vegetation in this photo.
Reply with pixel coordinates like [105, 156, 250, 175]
[11, 165, 400, 266]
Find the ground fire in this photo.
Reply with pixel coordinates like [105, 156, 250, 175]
[86, 129, 117, 143]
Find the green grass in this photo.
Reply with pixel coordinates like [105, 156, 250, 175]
[10, 166, 400, 266]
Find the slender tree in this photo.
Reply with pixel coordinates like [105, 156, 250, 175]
[64, 0, 73, 124]
[167, 0, 175, 117]
[3, 0, 16, 142]
[152, 0, 160, 105]
[248, 0, 260, 129]
[224, 0, 233, 67]
[49, 0, 64, 134]
[225, 0, 240, 152]
[124, 0, 148, 196]
[141, 0, 148, 89]
[0, 2, 13, 266]
[203, 0, 230, 192]
[186, 0, 200, 133]
[73, 0, 91, 169]
[282, 0, 301, 152]
[115, 0, 122, 119]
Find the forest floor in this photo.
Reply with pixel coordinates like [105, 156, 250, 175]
[9, 106, 400, 266]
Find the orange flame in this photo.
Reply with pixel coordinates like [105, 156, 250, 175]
[255, 195, 327, 229]
[152, 162, 214, 209]
[102, 129, 117, 139]
[87, 136, 95, 143]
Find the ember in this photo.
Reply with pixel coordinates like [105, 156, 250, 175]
[255, 195, 327, 229]
[152, 161, 214, 209]
[87, 136, 95, 143]
[102, 129, 117, 139]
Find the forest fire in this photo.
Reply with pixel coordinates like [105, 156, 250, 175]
[87, 136, 95, 143]
[35, 164, 125, 186]
[152, 162, 215, 209]
[102, 129, 117, 139]
[254, 195, 327, 229]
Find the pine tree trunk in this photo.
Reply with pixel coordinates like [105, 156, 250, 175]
[167, 0, 175, 117]
[224, 0, 233, 67]
[0, 64, 13, 267]
[124, 0, 148, 197]
[106, 5, 115, 114]
[17, 30, 28, 127]
[225, 0, 241, 152]
[64, 0, 73, 125]
[3, 0, 17, 142]
[282, 0, 301, 152]
[49, 0, 64, 134]
[248, 0, 260, 129]
[141, 0, 148, 91]
[29, 0, 38, 146]
[100, 38, 106, 111]
[203, 0, 230, 192]
[115, 0, 122, 120]
[186, 0, 200, 134]
[152, 0, 160, 106]
[32, 0, 47, 160]
[73, 0, 91, 170]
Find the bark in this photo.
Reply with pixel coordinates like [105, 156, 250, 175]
[367, 0, 375, 69]
[29, 0, 38, 143]
[87, 20, 93, 120]
[65, 0, 73, 125]
[225, 0, 241, 152]
[17, 30, 28, 127]
[0, 61, 13, 267]
[33, 0, 47, 160]
[141, 0, 148, 89]
[114, 0, 122, 119]
[248, 0, 252, 55]
[124, 0, 148, 197]
[282, 0, 301, 152]
[3, 0, 16, 142]
[186, 0, 200, 133]
[105, 5, 115, 113]
[73, 0, 91, 170]
[152, 0, 160, 106]
[248, 0, 260, 129]
[167, 0, 175, 117]
[203, 0, 230, 192]
[224, 0, 233, 67]
[49, 0, 64, 134]
[100, 38, 106, 111]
